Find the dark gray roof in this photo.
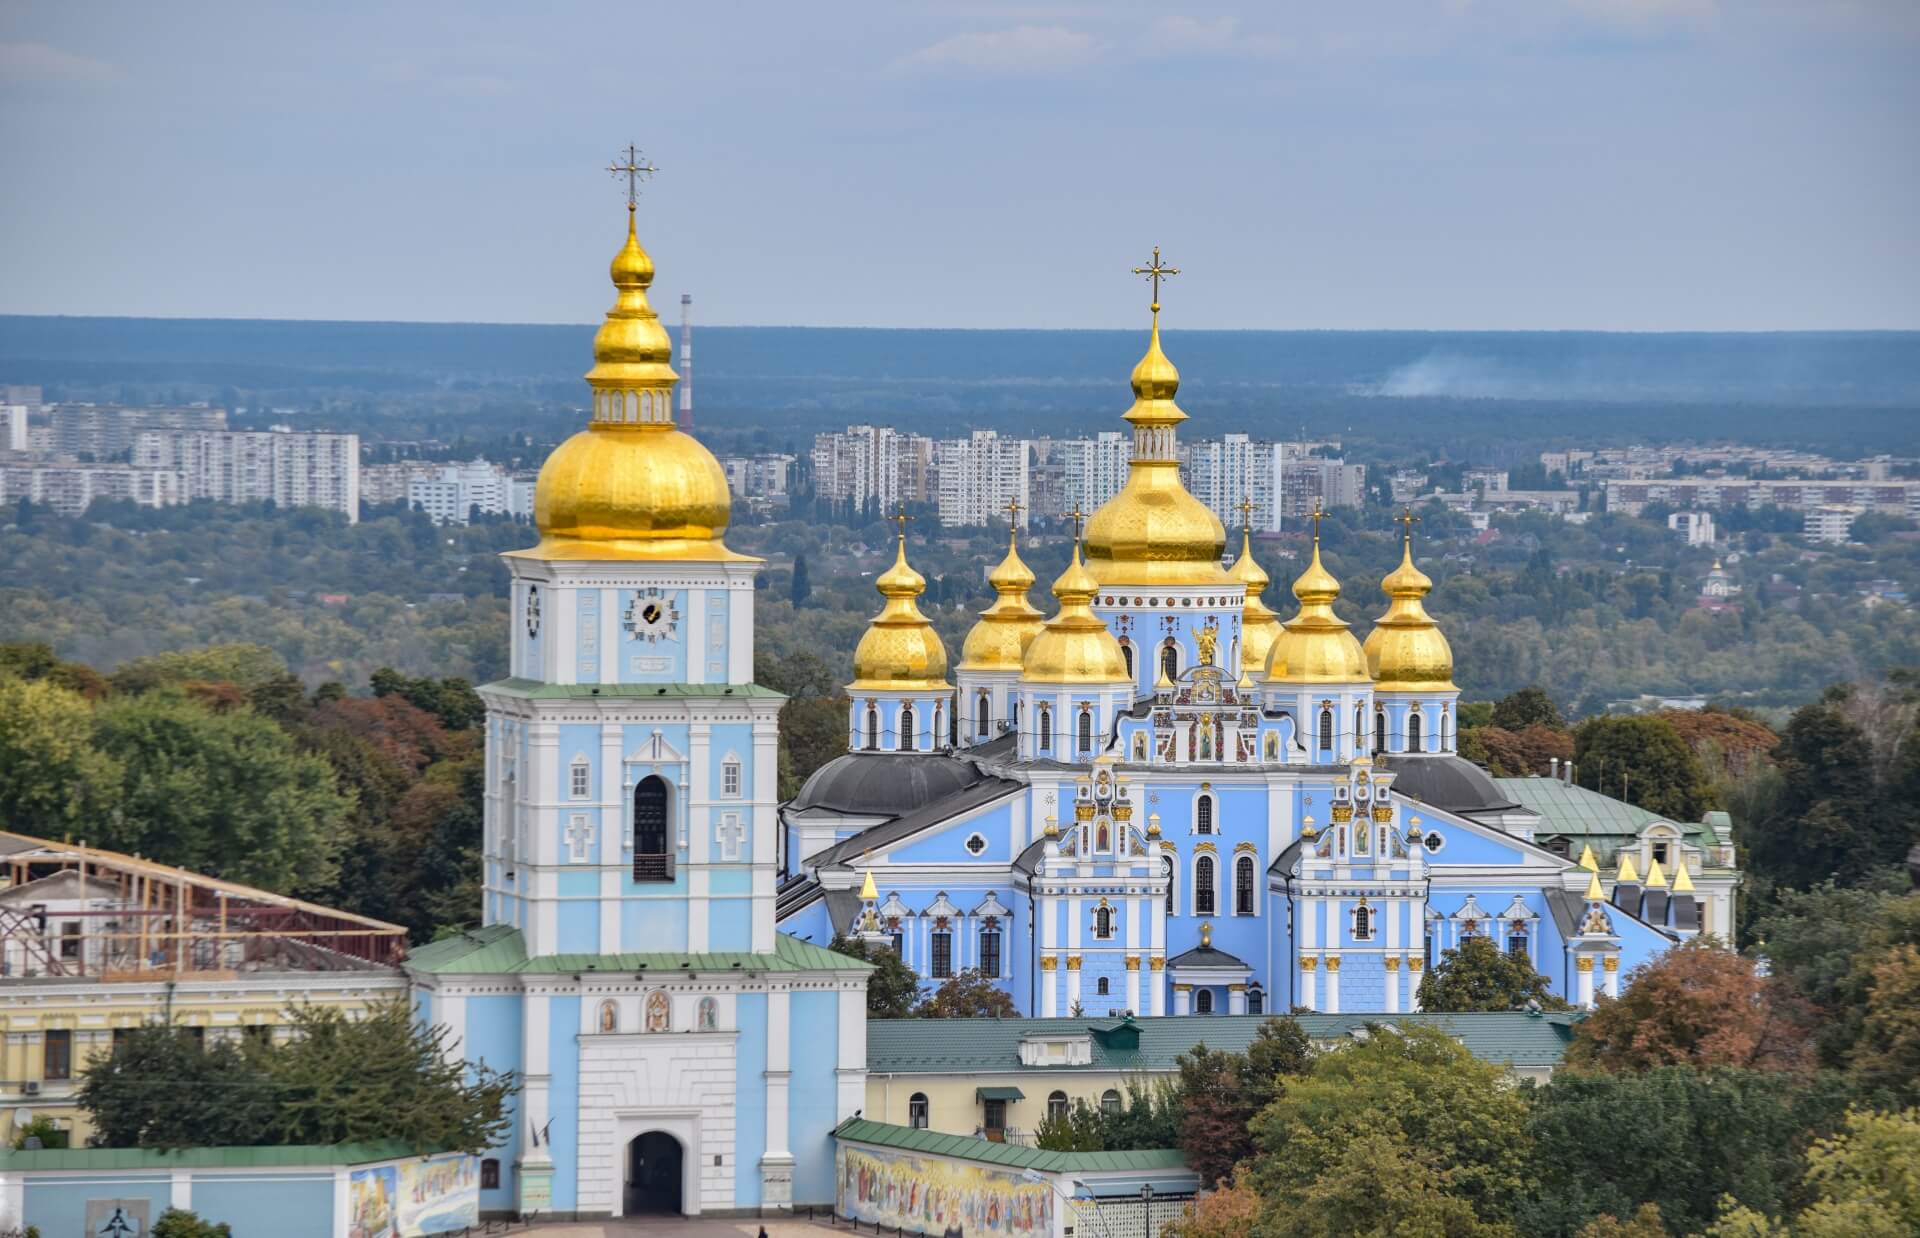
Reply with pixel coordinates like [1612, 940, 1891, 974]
[1012, 836, 1049, 877]
[790, 751, 989, 817]
[1543, 887, 1584, 940]
[1268, 836, 1307, 878]
[773, 878, 865, 937]
[1166, 942, 1251, 970]
[963, 730, 1018, 761]
[804, 776, 1026, 868]
[1382, 754, 1521, 815]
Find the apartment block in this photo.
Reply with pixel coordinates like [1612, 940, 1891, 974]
[810, 425, 934, 513]
[132, 428, 361, 522]
[934, 431, 1030, 528]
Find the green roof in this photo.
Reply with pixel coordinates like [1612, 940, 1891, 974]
[835, 1119, 1187, 1174]
[0, 1142, 438, 1172]
[976, 1086, 1026, 1101]
[482, 678, 785, 701]
[1495, 777, 1667, 836]
[868, 1012, 1576, 1074]
[406, 925, 869, 976]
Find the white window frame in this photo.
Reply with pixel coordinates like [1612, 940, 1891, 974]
[569, 757, 592, 800]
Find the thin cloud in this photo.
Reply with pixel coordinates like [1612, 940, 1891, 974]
[0, 41, 119, 85]
[1144, 15, 1291, 58]
[895, 25, 1104, 74]
[1566, 0, 1718, 29]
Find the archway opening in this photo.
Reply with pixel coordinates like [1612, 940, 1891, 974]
[624, 1131, 684, 1215]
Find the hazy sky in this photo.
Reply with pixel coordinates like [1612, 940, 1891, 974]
[2, 2, 1916, 330]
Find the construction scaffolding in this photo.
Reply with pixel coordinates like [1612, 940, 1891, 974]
[0, 831, 407, 981]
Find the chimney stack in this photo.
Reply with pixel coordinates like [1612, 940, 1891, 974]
[1550, 757, 1559, 780]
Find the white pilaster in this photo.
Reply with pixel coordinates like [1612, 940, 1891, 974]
[1325, 956, 1341, 1013]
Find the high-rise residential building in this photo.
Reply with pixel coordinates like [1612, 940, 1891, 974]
[47, 405, 228, 459]
[0, 463, 189, 515]
[809, 425, 933, 513]
[934, 431, 1030, 528]
[405, 459, 528, 526]
[131, 428, 360, 521]
[1182, 433, 1286, 531]
[1464, 468, 1510, 494]
[1279, 455, 1367, 517]
[1605, 478, 1920, 518]
[1667, 511, 1716, 546]
[1, 405, 27, 454]
[719, 453, 795, 500]
[1061, 431, 1132, 517]
[1805, 505, 1862, 544]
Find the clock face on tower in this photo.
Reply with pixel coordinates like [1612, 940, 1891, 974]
[525, 586, 541, 638]
[623, 586, 681, 644]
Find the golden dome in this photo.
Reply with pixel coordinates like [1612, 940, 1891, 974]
[1024, 540, 1132, 685]
[516, 208, 746, 563]
[1083, 309, 1229, 587]
[850, 534, 950, 691]
[1362, 529, 1456, 691]
[1265, 531, 1371, 684]
[959, 526, 1046, 672]
[1227, 526, 1283, 675]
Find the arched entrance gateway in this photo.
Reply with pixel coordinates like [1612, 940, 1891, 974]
[624, 1131, 684, 1215]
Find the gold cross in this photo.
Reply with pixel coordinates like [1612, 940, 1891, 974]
[1308, 500, 1326, 542]
[1237, 496, 1256, 533]
[608, 144, 657, 209]
[1131, 246, 1180, 311]
[890, 506, 914, 543]
[1003, 497, 1024, 534]
[1397, 507, 1420, 544]
[1067, 505, 1087, 544]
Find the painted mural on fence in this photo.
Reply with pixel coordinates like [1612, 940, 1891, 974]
[348, 1155, 479, 1238]
[838, 1144, 1054, 1236]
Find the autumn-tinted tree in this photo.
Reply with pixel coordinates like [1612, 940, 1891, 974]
[1175, 1044, 1257, 1187]
[1747, 881, 1916, 1068]
[916, 969, 1018, 1018]
[1418, 934, 1566, 1012]
[1567, 938, 1812, 1074]
[828, 936, 916, 1018]
[1161, 1174, 1262, 1238]
[1461, 722, 1574, 778]
[1574, 715, 1713, 822]
[1850, 945, 1920, 1104]
[368, 667, 484, 731]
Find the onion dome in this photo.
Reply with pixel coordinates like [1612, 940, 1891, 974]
[1083, 305, 1229, 587]
[959, 525, 1046, 672]
[1264, 527, 1370, 684]
[1228, 525, 1283, 674]
[1024, 539, 1132, 684]
[521, 207, 745, 562]
[849, 533, 950, 690]
[1363, 525, 1456, 691]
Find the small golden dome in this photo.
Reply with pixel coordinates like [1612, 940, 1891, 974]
[1084, 309, 1229, 587]
[1265, 534, 1371, 684]
[1024, 540, 1131, 684]
[851, 535, 950, 690]
[1363, 531, 1455, 691]
[519, 208, 744, 563]
[959, 527, 1046, 673]
[1228, 526, 1283, 674]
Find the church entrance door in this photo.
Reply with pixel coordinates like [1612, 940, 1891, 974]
[624, 1131, 684, 1215]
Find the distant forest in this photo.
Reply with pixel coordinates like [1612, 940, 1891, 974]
[4, 316, 1918, 460]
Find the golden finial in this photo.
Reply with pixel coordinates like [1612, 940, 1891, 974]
[1199, 921, 1212, 949]
[1003, 497, 1024, 538]
[1067, 504, 1087, 546]
[859, 871, 878, 902]
[1577, 844, 1599, 872]
[608, 143, 658, 211]
[1616, 851, 1640, 884]
[1131, 246, 1181, 316]
[1397, 507, 1419, 547]
[1585, 872, 1605, 902]
[1308, 500, 1326, 545]
[1237, 495, 1256, 534]
[890, 505, 915, 545]
[1672, 859, 1695, 893]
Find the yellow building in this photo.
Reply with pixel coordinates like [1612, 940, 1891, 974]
[865, 1012, 1575, 1140]
[0, 832, 408, 1148]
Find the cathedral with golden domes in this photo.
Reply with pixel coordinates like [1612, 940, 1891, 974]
[406, 195, 1736, 1221]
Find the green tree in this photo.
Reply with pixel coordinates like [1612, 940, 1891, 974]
[828, 936, 915, 1018]
[1247, 1025, 1532, 1235]
[1492, 685, 1565, 732]
[1034, 1098, 1107, 1151]
[1748, 695, 1894, 890]
[1792, 1107, 1920, 1236]
[368, 668, 484, 731]
[1175, 1044, 1257, 1188]
[1748, 880, 1914, 1067]
[1851, 945, 1920, 1104]
[790, 553, 812, 605]
[1574, 715, 1713, 822]
[150, 1210, 232, 1238]
[77, 1026, 277, 1149]
[1572, 1205, 1668, 1238]
[90, 690, 354, 892]
[9, 1114, 69, 1150]
[109, 644, 291, 695]
[1417, 934, 1566, 1012]
[916, 969, 1018, 1018]
[0, 677, 122, 838]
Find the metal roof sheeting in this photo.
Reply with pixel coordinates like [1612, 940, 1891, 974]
[405, 926, 868, 976]
[835, 1118, 1186, 1172]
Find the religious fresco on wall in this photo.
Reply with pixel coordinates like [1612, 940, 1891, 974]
[349, 1155, 479, 1237]
[349, 1164, 398, 1238]
[838, 1144, 1054, 1236]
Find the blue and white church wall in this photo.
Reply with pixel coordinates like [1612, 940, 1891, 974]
[508, 563, 760, 689]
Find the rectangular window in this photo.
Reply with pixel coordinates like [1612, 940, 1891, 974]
[984, 1099, 1007, 1138]
[570, 762, 591, 798]
[931, 931, 953, 979]
[723, 761, 742, 797]
[980, 930, 1002, 979]
[480, 1159, 501, 1190]
[59, 922, 82, 960]
[1507, 933, 1529, 957]
[43, 1029, 71, 1081]
[890, 932, 904, 957]
[1652, 842, 1670, 866]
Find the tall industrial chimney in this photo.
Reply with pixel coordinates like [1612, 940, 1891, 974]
[679, 293, 694, 432]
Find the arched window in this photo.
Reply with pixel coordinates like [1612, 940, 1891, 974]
[1160, 640, 1179, 684]
[1195, 855, 1216, 916]
[1038, 705, 1052, 750]
[900, 704, 916, 752]
[1196, 988, 1214, 1014]
[1247, 984, 1265, 1015]
[932, 702, 943, 749]
[1353, 903, 1373, 941]
[1097, 976, 1110, 995]
[1440, 710, 1451, 752]
[1408, 710, 1423, 753]
[1078, 709, 1093, 753]
[632, 775, 670, 881]
[908, 1093, 929, 1129]
[1163, 855, 1175, 917]
[1196, 794, 1215, 835]
[1047, 1091, 1070, 1122]
[1375, 708, 1386, 755]
[865, 705, 878, 750]
[1318, 708, 1334, 751]
[1235, 855, 1255, 915]
[1094, 905, 1113, 939]
[977, 692, 991, 738]
[1354, 705, 1365, 753]
[1101, 1089, 1122, 1115]
[1121, 642, 1135, 680]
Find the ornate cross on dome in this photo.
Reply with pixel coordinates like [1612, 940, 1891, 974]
[608, 144, 657, 209]
[890, 506, 914, 543]
[1237, 496, 1256, 533]
[1396, 507, 1420, 545]
[1131, 246, 1180, 311]
[1067, 505, 1088, 545]
[1004, 497, 1024, 533]
[1307, 500, 1326, 542]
